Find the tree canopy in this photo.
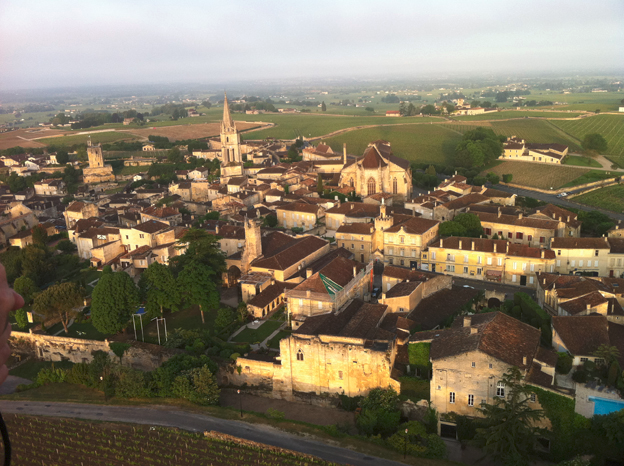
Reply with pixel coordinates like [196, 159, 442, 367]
[440, 213, 483, 238]
[143, 262, 181, 318]
[91, 268, 140, 334]
[582, 133, 608, 154]
[454, 127, 503, 168]
[33, 282, 83, 333]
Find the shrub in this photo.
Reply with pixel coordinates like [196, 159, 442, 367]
[171, 365, 220, 406]
[572, 369, 588, 383]
[556, 352, 573, 375]
[15, 308, 28, 329]
[266, 408, 285, 420]
[36, 367, 67, 386]
[114, 367, 150, 398]
[502, 173, 513, 183]
[386, 421, 447, 459]
[339, 393, 362, 412]
[66, 362, 92, 386]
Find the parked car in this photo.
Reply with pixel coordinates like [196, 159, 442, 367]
[557, 192, 568, 198]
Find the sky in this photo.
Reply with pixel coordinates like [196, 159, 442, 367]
[0, 0, 623, 90]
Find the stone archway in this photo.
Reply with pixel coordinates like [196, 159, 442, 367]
[487, 297, 501, 308]
[227, 265, 241, 287]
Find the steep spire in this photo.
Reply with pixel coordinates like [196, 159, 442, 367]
[222, 91, 235, 131]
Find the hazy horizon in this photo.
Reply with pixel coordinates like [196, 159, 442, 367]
[1, 0, 623, 91]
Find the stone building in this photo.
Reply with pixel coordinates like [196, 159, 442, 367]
[225, 299, 401, 400]
[63, 200, 99, 229]
[220, 93, 244, 180]
[411, 312, 557, 418]
[82, 138, 115, 184]
[338, 141, 412, 201]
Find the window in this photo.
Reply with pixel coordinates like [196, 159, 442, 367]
[283, 212, 286, 218]
[496, 382, 505, 397]
[449, 392, 455, 404]
[579, 260, 584, 267]
[393, 177, 398, 195]
[557, 250, 561, 256]
[595, 260, 599, 267]
[528, 235, 533, 242]
[125, 235, 129, 240]
[471, 362, 475, 368]
[595, 250, 599, 257]
[400, 259, 405, 266]
[497, 257, 503, 266]
[477, 256, 482, 264]
[361, 244, 364, 250]
[139, 234, 145, 239]
[463, 266, 468, 274]
[489, 364, 493, 369]
[477, 268, 482, 275]
[508, 232, 513, 239]
[512, 274, 517, 282]
[529, 276, 534, 284]
[516, 232, 523, 240]
[571, 260, 576, 267]
[389, 259, 393, 265]
[431, 251, 436, 260]
[485, 228, 491, 235]
[580, 357, 589, 363]
[468, 395, 474, 407]
[540, 237, 545, 243]
[530, 263, 535, 272]
[400, 236, 404, 244]
[487, 257, 492, 265]
[318, 301, 323, 309]
[464, 255, 469, 263]
[400, 249, 405, 257]
[388, 247, 394, 255]
[297, 350, 304, 361]
[341, 243, 345, 248]
[411, 250, 416, 257]
[446, 265, 455, 272]
[367, 177, 376, 196]
[513, 262, 517, 270]
[351, 244, 354, 249]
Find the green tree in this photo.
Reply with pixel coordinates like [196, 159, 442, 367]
[57, 239, 77, 253]
[321, 101, 326, 112]
[177, 260, 220, 324]
[91, 268, 140, 334]
[55, 149, 69, 164]
[171, 228, 226, 277]
[167, 147, 183, 163]
[215, 307, 234, 331]
[261, 215, 278, 228]
[357, 387, 401, 437]
[21, 244, 52, 286]
[486, 172, 500, 185]
[172, 365, 220, 405]
[109, 342, 131, 365]
[15, 308, 28, 329]
[454, 213, 484, 237]
[473, 367, 544, 466]
[582, 133, 608, 154]
[439, 221, 468, 237]
[31, 225, 48, 245]
[593, 344, 620, 367]
[13, 276, 38, 306]
[33, 282, 83, 334]
[425, 165, 437, 176]
[143, 262, 180, 318]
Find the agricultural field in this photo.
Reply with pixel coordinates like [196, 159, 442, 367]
[520, 91, 624, 112]
[552, 114, 624, 156]
[572, 184, 624, 213]
[3, 414, 337, 466]
[323, 123, 463, 165]
[482, 161, 590, 190]
[123, 121, 264, 142]
[450, 110, 583, 121]
[37, 130, 139, 146]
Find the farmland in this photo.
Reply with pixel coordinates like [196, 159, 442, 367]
[36, 131, 139, 146]
[3, 414, 338, 466]
[482, 161, 590, 189]
[323, 123, 463, 165]
[450, 110, 583, 121]
[571, 184, 624, 213]
[552, 114, 624, 156]
[123, 121, 264, 141]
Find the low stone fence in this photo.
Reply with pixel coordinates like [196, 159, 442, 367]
[10, 331, 182, 371]
[568, 180, 620, 199]
[500, 176, 621, 195]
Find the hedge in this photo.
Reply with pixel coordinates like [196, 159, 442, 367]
[408, 343, 432, 377]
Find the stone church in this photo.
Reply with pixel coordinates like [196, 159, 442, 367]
[219, 93, 244, 181]
[82, 137, 115, 184]
[339, 140, 412, 201]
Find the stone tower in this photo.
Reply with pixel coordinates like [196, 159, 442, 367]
[241, 217, 263, 272]
[220, 92, 242, 167]
[374, 199, 393, 232]
[87, 137, 104, 169]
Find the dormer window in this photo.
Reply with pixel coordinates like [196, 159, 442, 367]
[297, 350, 304, 361]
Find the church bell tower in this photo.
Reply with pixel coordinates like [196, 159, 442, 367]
[220, 92, 242, 168]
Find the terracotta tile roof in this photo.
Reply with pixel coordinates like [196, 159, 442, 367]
[326, 202, 380, 216]
[441, 194, 490, 210]
[133, 220, 169, 234]
[525, 361, 555, 389]
[414, 312, 540, 369]
[247, 281, 297, 309]
[78, 227, 120, 239]
[292, 255, 365, 294]
[277, 202, 321, 214]
[558, 291, 609, 315]
[608, 238, 624, 254]
[535, 347, 558, 367]
[253, 235, 328, 272]
[409, 286, 478, 330]
[552, 315, 609, 355]
[483, 188, 514, 198]
[121, 245, 152, 259]
[473, 211, 559, 229]
[360, 146, 388, 169]
[468, 204, 519, 216]
[379, 314, 417, 334]
[337, 223, 375, 235]
[386, 281, 420, 298]
[66, 201, 87, 212]
[289, 248, 353, 280]
[217, 225, 245, 240]
[384, 216, 439, 235]
[383, 265, 436, 282]
[551, 237, 610, 249]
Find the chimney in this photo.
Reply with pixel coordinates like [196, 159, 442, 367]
[506, 242, 509, 254]
[518, 213, 523, 219]
[586, 304, 591, 311]
[353, 266, 357, 278]
[552, 212, 556, 219]
[271, 278, 275, 285]
[471, 241, 475, 251]
[493, 242, 497, 253]
[497, 208, 501, 218]
[306, 268, 313, 278]
[536, 209, 540, 214]
[459, 239, 463, 249]
[215, 225, 219, 234]
[522, 356, 527, 366]
[306, 290, 311, 297]
[381, 293, 386, 300]
[470, 328, 478, 335]
[463, 316, 471, 327]
[440, 238, 444, 247]
[567, 216, 570, 222]
[335, 195, 339, 201]
[343, 143, 347, 165]
[350, 204, 354, 210]
[541, 250, 545, 258]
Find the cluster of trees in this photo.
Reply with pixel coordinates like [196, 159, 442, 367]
[150, 103, 189, 119]
[454, 127, 504, 168]
[230, 99, 277, 113]
[439, 213, 484, 238]
[2, 167, 81, 194]
[90, 229, 227, 335]
[581, 133, 608, 154]
[523, 100, 554, 107]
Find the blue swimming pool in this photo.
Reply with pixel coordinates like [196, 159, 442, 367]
[589, 396, 624, 415]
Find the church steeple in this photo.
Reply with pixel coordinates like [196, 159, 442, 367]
[221, 92, 236, 132]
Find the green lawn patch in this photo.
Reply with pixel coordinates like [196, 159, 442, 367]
[399, 377, 430, 402]
[231, 320, 283, 344]
[119, 165, 150, 175]
[561, 170, 618, 188]
[572, 184, 624, 213]
[323, 124, 462, 165]
[9, 360, 74, 381]
[267, 330, 291, 349]
[563, 156, 602, 168]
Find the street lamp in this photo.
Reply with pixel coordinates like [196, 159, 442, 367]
[237, 389, 243, 418]
[404, 428, 408, 459]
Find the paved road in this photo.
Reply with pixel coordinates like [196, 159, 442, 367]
[492, 184, 624, 221]
[0, 400, 406, 466]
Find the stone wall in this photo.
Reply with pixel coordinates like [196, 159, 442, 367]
[10, 332, 181, 371]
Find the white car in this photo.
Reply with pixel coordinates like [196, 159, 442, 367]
[557, 192, 568, 198]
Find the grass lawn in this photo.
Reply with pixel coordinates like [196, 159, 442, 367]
[563, 156, 602, 168]
[267, 330, 291, 349]
[482, 161, 590, 190]
[572, 184, 624, 213]
[119, 165, 150, 175]
[9, 360, 74, 381]
[399, 377, 430, 402]
[553, 114, 624, 156]
[138, 305, 219, 343]
[323, 123, 462, 165]
[231, 320, 284, 344]
[561, 170, 618, 188]
[64, 320, 111, 340]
